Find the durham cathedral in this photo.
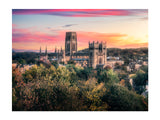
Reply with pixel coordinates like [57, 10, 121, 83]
[39, 32, 107, 69]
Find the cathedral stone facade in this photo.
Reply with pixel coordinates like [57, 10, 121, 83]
[39, 32, 107, 69]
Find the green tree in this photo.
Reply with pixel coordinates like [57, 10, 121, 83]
[77, 78, 108, 111]
[102, 84, 148, 111]
[133, 70, 147, 86]
[67, 60, 75, 65]
[97, 69, 119, 84]
[12, 64, 148, 111]
[133, 68, 148, 94]
[51, 61, 58, 68]
[19, 59, 26, 65]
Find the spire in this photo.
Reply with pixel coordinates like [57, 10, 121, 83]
[61, 46, 63, 53]
[40, 46, 41, 54]
[45, 46, 47, 56]
[58, 49, 59, 59]
[55, 46, 57, 53]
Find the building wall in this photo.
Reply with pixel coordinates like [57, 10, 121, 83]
[89, 41, 107, 69]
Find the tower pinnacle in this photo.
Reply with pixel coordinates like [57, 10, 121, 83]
[45, 46, 47, 56]
[40, 46, 41, 54]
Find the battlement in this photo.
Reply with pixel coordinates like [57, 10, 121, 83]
[66, 32, 77, 37]
[89, 41, 106, 49]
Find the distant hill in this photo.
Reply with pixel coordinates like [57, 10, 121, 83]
[77, 48, 89, 53]
[12, 49, 16, 53]
[12, 52, 39, 64]
[77, 47, 148, 60]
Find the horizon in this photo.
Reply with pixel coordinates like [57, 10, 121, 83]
[12, 9, 148, 52]
[12, 47, 148, 53]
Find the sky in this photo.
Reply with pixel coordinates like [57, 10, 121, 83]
[12, 9, 148, 52]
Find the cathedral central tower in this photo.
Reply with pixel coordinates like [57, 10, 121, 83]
[65, 32, 77, 59]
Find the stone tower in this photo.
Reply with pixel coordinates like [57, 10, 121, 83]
[88, 41, 107, 69]
[65, 32, 77, 59]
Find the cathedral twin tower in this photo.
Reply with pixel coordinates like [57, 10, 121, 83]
[65, 32, 107, 68]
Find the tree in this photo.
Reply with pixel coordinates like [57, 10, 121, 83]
[98, 69, 119, 84]
[132, 68, 148, 94]
[67, 60, 75, 65]
[102, 84, 148, 111]
[12, 63, 148, 111]
[133, 70, 147, 86]
[19, 59, 26, 65]
[77, 78, 108, 111]
[104, 65, 112, 71]
[117, 70, 128, 80]
[51, 61, 58, 68]
[114, 62, 121, 69]
[12, 67, 25, 110]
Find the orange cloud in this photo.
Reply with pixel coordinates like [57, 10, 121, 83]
[12, 27, 148, 52]
[119, 43, 148, 48]
[77, 31, 148, 49]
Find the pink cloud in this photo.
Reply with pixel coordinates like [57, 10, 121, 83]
[12, 27, 148, 50]
[12, 28, 29, 33]
[12, 9, 147, 17]
[12, 24, 17, 28]
[12, 28, 63, 44]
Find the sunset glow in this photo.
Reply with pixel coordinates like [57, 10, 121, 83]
[12, 9, 148, 52]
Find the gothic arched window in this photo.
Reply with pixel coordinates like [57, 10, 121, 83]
[72, 35, 75, 40]
[67, 44, 70, 51]
[72, 43, 75, 51]
[99, 58, 102, 64]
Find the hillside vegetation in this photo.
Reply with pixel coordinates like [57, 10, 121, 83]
[12, 64, 148, 111]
